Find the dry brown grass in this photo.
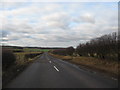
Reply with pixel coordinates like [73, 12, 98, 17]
[72, 57, 119, 76]
[14, 52, 42, 65]
[49, 53, 72, 60]
[50, 53, 119, 77]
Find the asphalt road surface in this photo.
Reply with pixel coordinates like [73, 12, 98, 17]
[4, 52, 118, 88]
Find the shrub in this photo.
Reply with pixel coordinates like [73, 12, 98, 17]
[66, 46, 75, 56]
[2, 48, 16, 70]
[52, 49, 67, 56]
[13, 49, 24, 53]
[25, 53, 41, 59]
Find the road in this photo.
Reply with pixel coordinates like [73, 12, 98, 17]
[4, 52, 118, 88]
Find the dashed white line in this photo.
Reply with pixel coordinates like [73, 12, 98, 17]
[54, 66, 59, 72]
[112, 77, 117, 81]
[49, 61, 51, 63]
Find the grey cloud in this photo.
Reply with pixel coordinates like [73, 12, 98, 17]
[2, 30, 10, 37]
[73, 13, 95, 24]
[55, 36, 91, 42]
[0, 2, 118, 47]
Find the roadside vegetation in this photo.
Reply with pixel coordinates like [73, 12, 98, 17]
[50, 53, 119, 78]
[2, 47, 43, 86]
[76, 32, 118, 60]
[50, 32, 119, 78]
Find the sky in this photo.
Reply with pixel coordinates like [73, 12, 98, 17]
[0, 0, 118, 47]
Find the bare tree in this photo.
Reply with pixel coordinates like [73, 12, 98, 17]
[76, 32, 118, 60]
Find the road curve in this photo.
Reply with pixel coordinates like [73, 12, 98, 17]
[4, 52, 118, 88]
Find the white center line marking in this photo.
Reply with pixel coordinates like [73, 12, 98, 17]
[54, 66, 59, 72]
[49, 61, 51, 63]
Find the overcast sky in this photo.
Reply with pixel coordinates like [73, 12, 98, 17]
[0, 1, 118, 47]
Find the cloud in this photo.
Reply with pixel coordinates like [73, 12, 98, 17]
[80, 13, 95, 23]
[0, 0, 119, 2]
[73, 13, 95, 24]
[2, 30, 10, 37]
[0, 2, 118, 47]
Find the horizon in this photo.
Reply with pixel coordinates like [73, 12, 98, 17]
[1, 45, 71, 48]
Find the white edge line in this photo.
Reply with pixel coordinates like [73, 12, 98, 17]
[54, 66, 59, 72]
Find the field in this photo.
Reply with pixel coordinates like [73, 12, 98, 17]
[12, 48, 50, 52]
[23, 48, 50, 52]
[50, 53, 119, 78]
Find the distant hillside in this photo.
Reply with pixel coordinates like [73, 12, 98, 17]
[2, 45, 66, 50]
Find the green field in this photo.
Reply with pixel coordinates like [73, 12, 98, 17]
[12, 48, 50, 52]
[23, 48, 51, 52]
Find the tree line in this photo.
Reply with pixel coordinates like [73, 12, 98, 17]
[51, 32, 118, 60]
[76, 32, 118, 60]
[52, 47, 75, 56]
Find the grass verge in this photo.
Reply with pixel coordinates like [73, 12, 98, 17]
[49, 53, 119, 78]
